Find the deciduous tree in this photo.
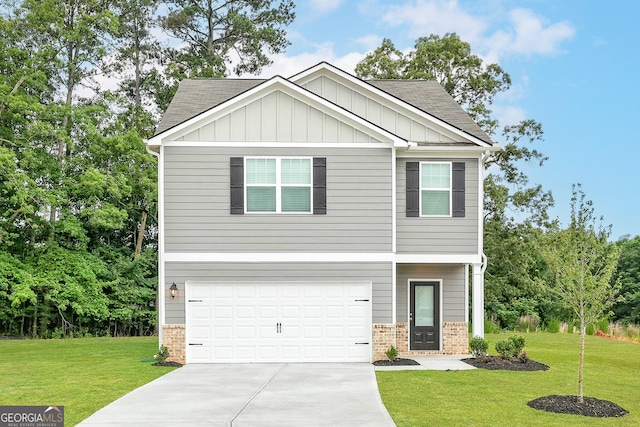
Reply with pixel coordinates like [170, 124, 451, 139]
[540, 185, 620, 402]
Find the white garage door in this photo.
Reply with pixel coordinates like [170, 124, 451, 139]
[186, 282, 371, 363]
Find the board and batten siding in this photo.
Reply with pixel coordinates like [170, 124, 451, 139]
[164, 146, 393, 252]
[175, 90, 382, 144]
[396, 264, 466, 322]
[302, 75, 456, 143]
[165, 262, 393, 324]
[396, 158, 479, 254]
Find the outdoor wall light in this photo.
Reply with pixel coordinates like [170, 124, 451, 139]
[170, 282, 178, 299]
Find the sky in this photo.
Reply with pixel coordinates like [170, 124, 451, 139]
[252, 0, 640, 240]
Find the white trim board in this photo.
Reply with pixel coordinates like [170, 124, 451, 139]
[163, 252, 482, 264]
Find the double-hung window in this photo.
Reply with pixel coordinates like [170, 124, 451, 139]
[420, 162, 451, 216]
[406, 160, 465, 218]
[245, 157, 312, 213]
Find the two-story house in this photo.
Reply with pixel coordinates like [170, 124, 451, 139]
[146, 62, 498, 364]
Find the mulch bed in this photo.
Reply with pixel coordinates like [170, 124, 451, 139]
[461, 355, 549, 371]
[372, 358, 420, 366]
[528, 395, 629, 418]
[152, 361, 183, 367]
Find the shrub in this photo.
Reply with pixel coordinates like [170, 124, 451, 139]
[546, 318, 561, 333]
[586, 323, 596, 335]
[597, 319, 610, 334]
[484, 317, 500, 334]
[154, 345, 170, 363]
[495, 335, 526, 359]
[516, 315, 540, 332]
[469, 337, 489, 358]
[385, 345, 398, 362]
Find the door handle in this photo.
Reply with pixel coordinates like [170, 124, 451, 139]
[409, 312, 413, 321]
[276, 322, 281, 333]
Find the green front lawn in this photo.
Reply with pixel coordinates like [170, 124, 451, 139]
[377, 332, 639, 426]
[0, 336, 175, 426]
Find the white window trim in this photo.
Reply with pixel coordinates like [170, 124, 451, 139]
[245, 156, 313, 214]
[419, 161, 452, 217]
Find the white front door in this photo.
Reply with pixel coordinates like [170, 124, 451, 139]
[186, 282, 371, 363]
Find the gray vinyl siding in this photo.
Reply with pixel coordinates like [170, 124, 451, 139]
[396, 157, 479, 254]
[165, 261, 393, 324]
[396, 264, 466, 322]
[164, 146, 393, 252]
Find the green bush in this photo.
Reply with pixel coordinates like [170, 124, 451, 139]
[546, 318, 561, 333]
[385, 345, 398, 362]
[154, 345, 170, 363]
[516, 314, 540, 332]
[469, 337, 489, 357]
[597, 319, 610, 334]
[586, 323, 596, 335]
[484, 317, 500, 334]
[495, 335, 526, 359]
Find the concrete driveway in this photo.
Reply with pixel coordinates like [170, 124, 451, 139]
[77, 363, 396, 426]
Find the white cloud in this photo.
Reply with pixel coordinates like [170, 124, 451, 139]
[482, 9, 575, 62]
[355, 34, 384, 51]
[378, 1, 574, 63]
[259, 43, 366, 77]
[382, 0, 487, 45]
[492, 105, 527, 127]
[309, 0, 343, 15]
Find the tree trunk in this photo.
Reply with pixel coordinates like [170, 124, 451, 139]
[134, 210, 148, 260]
[578, 313, 585, 403]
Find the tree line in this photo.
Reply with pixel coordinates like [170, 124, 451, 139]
[0, 0, 294, 337]
[0, 1, 637, 338]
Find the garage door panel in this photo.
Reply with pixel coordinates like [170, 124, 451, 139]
[187, 282, 371, 363]
[325, 325, 345, 338]
[214, 326, 232, 338]
[214, 306, 233, 319]
[279, 305, 300, 319]
[191, 326, 211, 340]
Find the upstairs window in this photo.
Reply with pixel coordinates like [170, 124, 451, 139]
[245, 157, 311, 213]
[406, 161, 465, 218]
[421, 162, 451, 216]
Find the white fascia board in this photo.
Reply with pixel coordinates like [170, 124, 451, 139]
[160, 140, 393, 149]
[395, 254, 482, 264]
[165, 252, 481, 264]
[291, 62, 493, 148]
[396, 144, 502, 158]
[147, 76, 406, 148]
[165, 252, 395, 263]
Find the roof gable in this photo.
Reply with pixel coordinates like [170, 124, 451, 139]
[150, 62, 493, 149]
[291, 62, 492, 146]
[148, 76, 404, 146]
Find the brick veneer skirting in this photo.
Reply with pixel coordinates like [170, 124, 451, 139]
[163, 322, 466, 364]
[372, 321, 469, 359]
[162, 324, 186, 364]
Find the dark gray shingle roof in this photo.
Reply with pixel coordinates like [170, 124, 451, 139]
[367, 80, 491, 144]
[155, 79, 265, 135]
[155, 77, 492, 145]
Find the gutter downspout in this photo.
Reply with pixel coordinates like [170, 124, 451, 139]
[145, 143, 163, 348]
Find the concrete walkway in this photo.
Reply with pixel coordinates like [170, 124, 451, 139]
[374, 354, 476, 371]
[78, 363, 396, 427]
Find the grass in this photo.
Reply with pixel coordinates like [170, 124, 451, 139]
[377, 332, 640, 427]
[0, 336, 176, 426]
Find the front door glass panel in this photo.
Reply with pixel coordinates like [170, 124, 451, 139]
[415, 285, 434, 327]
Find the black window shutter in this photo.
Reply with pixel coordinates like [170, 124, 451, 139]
[230, 157, 244, 214]
[406, 162, 419, 217]
[313, 157, 326, 215]
[452, 162, 465, 217]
